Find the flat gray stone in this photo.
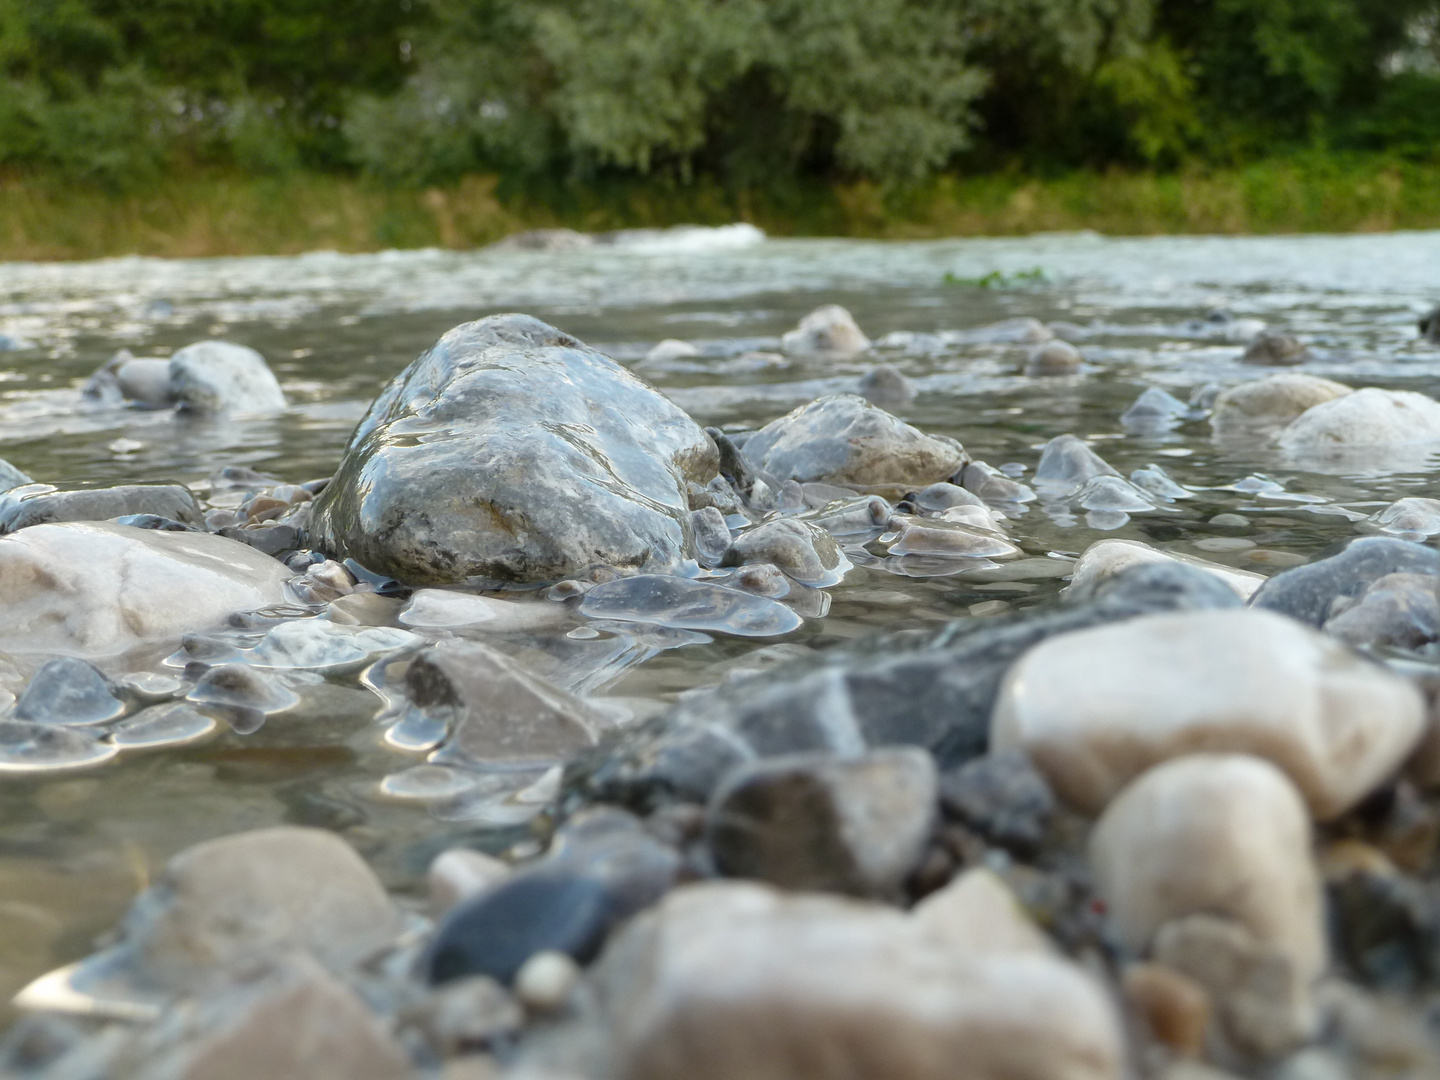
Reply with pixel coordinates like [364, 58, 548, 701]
[0, 484, 201, 533]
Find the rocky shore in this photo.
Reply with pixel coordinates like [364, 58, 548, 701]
[2, 303, 1440, 1080]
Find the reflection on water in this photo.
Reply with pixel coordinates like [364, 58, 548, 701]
[1, 227, 1439, 1016]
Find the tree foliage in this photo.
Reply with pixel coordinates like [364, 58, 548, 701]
[2, 0, 1439, 190]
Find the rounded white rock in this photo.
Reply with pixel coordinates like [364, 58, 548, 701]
[991, 607, 1425, 819]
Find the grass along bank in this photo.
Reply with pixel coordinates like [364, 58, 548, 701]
[4, 154, 1440, 262]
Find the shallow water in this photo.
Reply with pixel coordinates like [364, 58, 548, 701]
[1, 227, 1438, 1017]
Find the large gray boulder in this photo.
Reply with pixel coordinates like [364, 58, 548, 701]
[310, 315, 720, 586]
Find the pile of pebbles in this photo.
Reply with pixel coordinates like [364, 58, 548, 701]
[3, 307, 1440, 1080]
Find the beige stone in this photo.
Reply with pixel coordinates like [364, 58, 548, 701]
[127, 826, 401, 987]
[992, 608, 1425, 819]
[1090, 754, 1326, 1048]
[0, 522, 291, 656]
[594, 879, 1122, 1080]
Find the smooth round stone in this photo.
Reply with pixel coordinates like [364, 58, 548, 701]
[780, 304, 870, 355]
[579, 575, 802, 637]
[857, 363, 915, 407]
[1242, 331, 1310, 366]
[992, 607, 1426, 819]
[1076, 475, 1155, 512]
[1278, 388, 1440, 461]
[1363, 497, 1440, 542]
[425, 872, 615, 985]
[1024, 339, 1082, 376]
[513, 950, 581, 1012]
[1192, 536, 1256, 552]
[0, 721, 117, 772]
[1208, 513, 1250, 527]
[109, 703, 216, 749]
[1250, 536, 1440, 626]
[14, 658, 125, 726]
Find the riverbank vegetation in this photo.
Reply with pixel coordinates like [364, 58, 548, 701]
[3, 0, 1440, 258]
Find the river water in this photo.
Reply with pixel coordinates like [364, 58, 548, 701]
[0, 225, 1438, 1019]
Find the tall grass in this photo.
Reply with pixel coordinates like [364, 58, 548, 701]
[4, 154, 1440, 261]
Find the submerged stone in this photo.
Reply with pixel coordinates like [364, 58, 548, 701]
[1242, 331, 1311, 366]
[580, 574, 802, 637]
[118, 826, 401, 988]
[857, 363, 915, 406]
[1363, 497, 1440, 542]
[742, 395, 965, 489]
[1278, 387, 1440, 450]
[109, 702, 216, 749]
[0, 721, 116, 772]
[1024, 339, 1082, 376]
[1121, 387, 1190, 431]
[309, 315, 719, 586]
[1033, 434, 1119, 494]
[14, 657, 124, 726]
[780, 304, 870, 355]
[1068, 538, 1264, 600]
[248, 619, 418, 670]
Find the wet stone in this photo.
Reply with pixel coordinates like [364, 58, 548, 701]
[1278, 387, 1440, 454]
[1025, 339, 1082, 376]
[1033, 434, 1119, 494]
[886, 520, 1019, 558]
[0, 457, 31, 493]
[907, 481, 984, 512]
[399, 588, 567, 633]
[938, 751, 1055, 855]
[309, 314, 718, 585]
[1250, 535, 1440, 626]
[14, 657, 124, 726]
[780, 304, 870, 355]
[720, 517, 848, 586]
[1422, 303, 1440, 344]
[741, 394, 966, 488]
[706, 747, 938, 898]
[109, 702, 216, 749]
[169, 339, 287, 414]
[1210, 373, 1352, 439]
[187, 664, 299, 732]
[1364, 496, 1440, 541]
[579, 574, 802, 637]
[0, 483, 202, 534]
[856, 362, 915, 406]
[575, 561, 1248, 809]
[689, 506, 731, 566]
[218, 523, 302, 557]
[1243, 331, 1311, 366]
[0, 721, 117, 772]
[114, 826, 401, 989]
[958, 460, 1035, 504]
[1121, 387, 1190, 431]
[405, 639, 602, 765]
[426, 871, 614, 985]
